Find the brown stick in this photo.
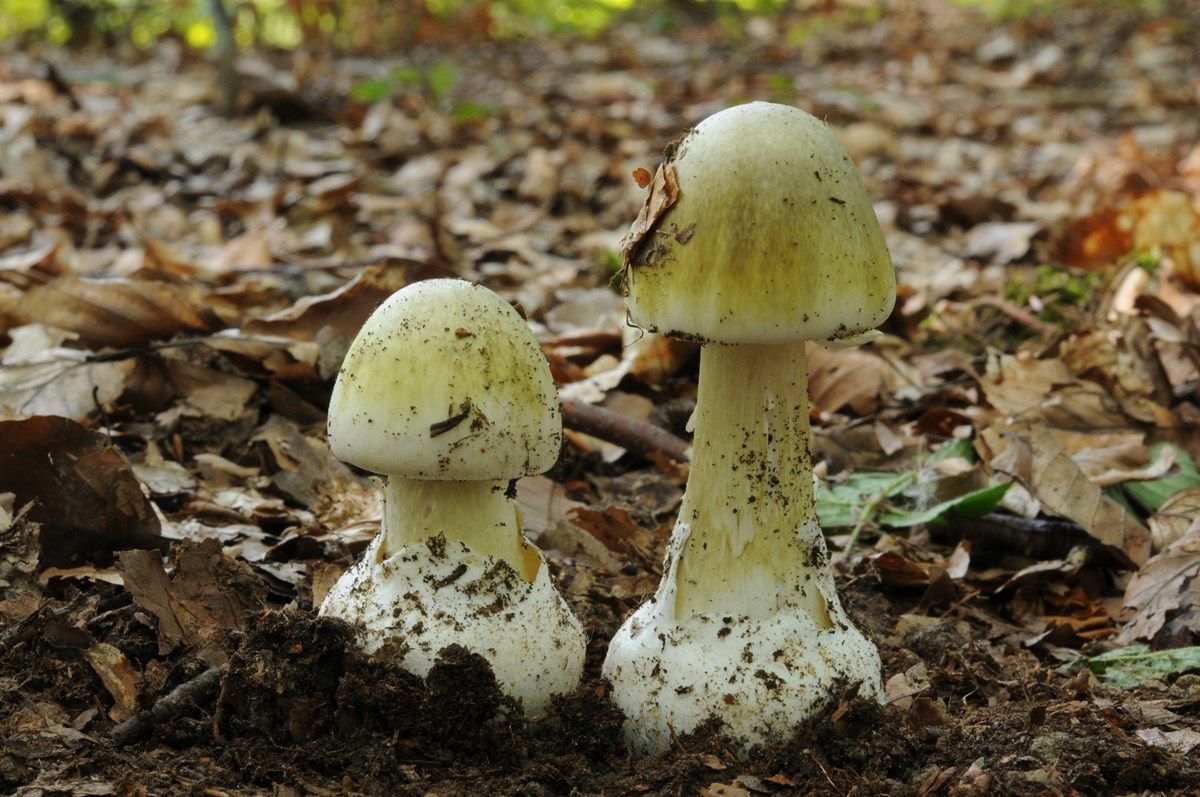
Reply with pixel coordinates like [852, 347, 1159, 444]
[560, 399, 691, 463]
[932, 513, 1111, 562]
[111, 666, 224, 747]
[973, 296, 1058, 337]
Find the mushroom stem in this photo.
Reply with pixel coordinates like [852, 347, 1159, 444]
[670, 342, 832, 623]
[381, 477, 540, 581]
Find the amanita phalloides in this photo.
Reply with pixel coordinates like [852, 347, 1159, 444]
[604, 101, 896, 754]
[320, 279, 585, 714]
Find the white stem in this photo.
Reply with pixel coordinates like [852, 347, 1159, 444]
[380, 477, 540, 581]
[667, 342, 834, 624]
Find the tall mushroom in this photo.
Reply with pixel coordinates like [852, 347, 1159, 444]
[320, 279, 585, 714]
[603, 102, 895, 754]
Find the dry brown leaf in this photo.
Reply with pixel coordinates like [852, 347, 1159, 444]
[118, 538, 265, 665]
[15, 276, 217, 347]
[213, 229, 275, 272]
[84, 642, 141, 722]
[1060, 329, 1171, 426]
[240, 263, 414, 378]
[618, 160, 679, 264]
[568, 505, 643, 555]
[202, 330, 320, 380]
[250, 414, 356, 510]
[0, 348, 135, 421]
[979, 352, 1129, 429]
[1119, 527, 1200, 642]
[699, 784, 751, 797]
[161, 360, 257, 423]
[0, 240, 68, 291]
[0, 415, 163, 567]
[1148, 487, 1200, 552]
[1136, 727, 1200, 755]
[979, 423, 1150, 567]
[1045, 429, 1176, 486]
[1130, 189, 1200, 290]
[808, 343, 889, 415]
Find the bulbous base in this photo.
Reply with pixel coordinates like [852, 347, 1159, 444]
[320, 534, 585, 715]
[603, 597, 883, 755]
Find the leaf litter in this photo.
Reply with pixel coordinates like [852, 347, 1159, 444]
[1, 2, 1200, 794]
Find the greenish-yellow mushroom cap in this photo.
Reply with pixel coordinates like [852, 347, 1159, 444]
[624, 101, 896, 344]
[327, 279, 561, 481]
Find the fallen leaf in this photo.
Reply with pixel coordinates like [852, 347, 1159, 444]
[117, 538, 265, 665]
[15, 276, 217, 347]
[980, 423, 1150, 566]
[1119, 530, 1200, 642]
[1148, 487, 1200, 552]
[979, 352, 1128, 430]
[0, 416, 163, 567]
[241, 263, 415, 379]
[618, 159, 679, 265]
[1136, 727, 1200, 755]
[250, 414, 356, 510]
[964, 221, 1039, 265]
[0, 348, 135, 421]
[84, 642, 141, 722]
[808, 343, 889, 415]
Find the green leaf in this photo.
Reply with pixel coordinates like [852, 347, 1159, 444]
[1123, 444, 1200, 512]
[817, 471, 911, 528]
[1077, 645, 1200, 689]
[926, 436, 977, 465]
[817, 439, 991, 530]
[451, 100, 491, 124]
[425, 62, 458, 102]
[881, 482, 1011, 527]
[349, 78, 395, 103]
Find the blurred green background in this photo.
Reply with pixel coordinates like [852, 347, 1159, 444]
[4, 0, 1158, 51]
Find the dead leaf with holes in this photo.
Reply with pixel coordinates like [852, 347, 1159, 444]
[979, 423, 1150, 567]
[1119, 526, 1200, 642]
[618, 160, 679, 265]
[117, 538, 265, 665]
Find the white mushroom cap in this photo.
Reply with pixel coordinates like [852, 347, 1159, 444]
[321, 534, 586, 715]
[624, 101, 896, 344]
[327, 279, 561, 480]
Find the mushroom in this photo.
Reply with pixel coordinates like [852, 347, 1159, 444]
[320, 278, 585, 714]
[603, 102, 895, 754]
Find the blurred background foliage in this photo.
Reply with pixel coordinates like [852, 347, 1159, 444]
[3, 0, 1166, 53]
[0, 0, 798, 50]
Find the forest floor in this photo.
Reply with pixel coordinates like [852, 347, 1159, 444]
[2, 2, 1200, 795]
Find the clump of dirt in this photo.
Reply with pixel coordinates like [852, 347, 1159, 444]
[213, 610, 527, 790]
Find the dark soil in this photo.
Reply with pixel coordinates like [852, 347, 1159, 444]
[4, 565, 1198, 796]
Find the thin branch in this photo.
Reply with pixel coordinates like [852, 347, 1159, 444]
[560, 399, 691, 463]
[973, 296, 1058, 337]
[111, 666, 224, 747]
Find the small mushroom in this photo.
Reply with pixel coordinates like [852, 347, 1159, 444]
[320, 279, 585, 714]
[604, 102, 896, 754]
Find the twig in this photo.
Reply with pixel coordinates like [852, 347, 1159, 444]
[41, 60, 82, 110]
[836, 471, 915, 563]
[111, 666, 224, 747]
[560, 399, 691, 463]
[973, 296, 1058, 337]
[932, 513, 1104, 562]
[209, 0, 238, 115]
